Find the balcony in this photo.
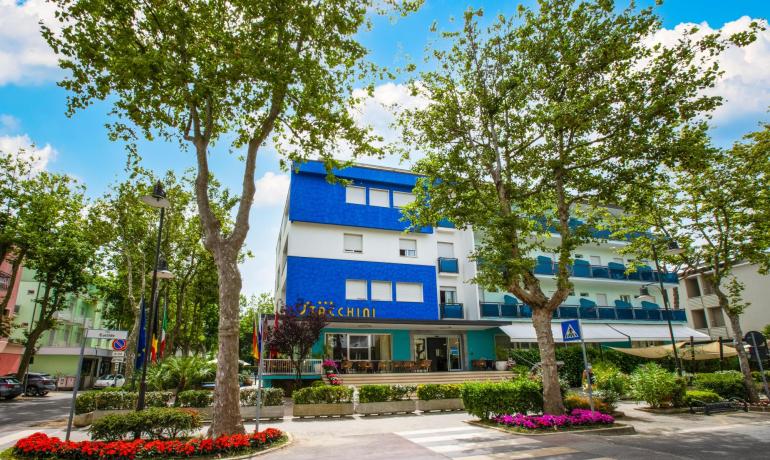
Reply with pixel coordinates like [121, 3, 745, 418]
[479, 302, 687, 322]
[533, 257, 678, 283]
[438, 257, 459, 274]
[440, 303, 464, 319]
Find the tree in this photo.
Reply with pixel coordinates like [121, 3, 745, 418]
[15, 173, 101, 380]
[397, 0, 754, 413]
[43, 0, 415, 435]
[266, 307, 328, 386]
[620, 125, 770, 403]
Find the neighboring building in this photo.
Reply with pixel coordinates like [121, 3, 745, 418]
[0, 254, 24, 375]
[9, 268, 113, 388]
[679, 262, 770, 340]
[274, 161, 706, 374]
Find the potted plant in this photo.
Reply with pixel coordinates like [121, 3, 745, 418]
[495, 346, 510, 371]
[416, 384, 465, 412]
[322, 359, 338, 375]
[356, 384, 417, 415]
[292, 385, 354, 417]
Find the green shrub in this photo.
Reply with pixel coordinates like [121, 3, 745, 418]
[311, 380, 327, 387]
[95, 391, 137, 410]
[671, 377, 687, 408]
[563, 392, 612, 413]
[145, 391, 173, 408]
[359, 385, 391, 403]
[592, 389, 619, 410]
[629, 363, 678, 408]
[416, 384, 462, 401]
[75, 391, 97, 414]
[693, 371, 747, 399]
[390, 384, 416, 401]
[461, 379, 543, 420]
[292, 385, 353, 404]
[751, 371, 770, 382]
[176, 390, 213, 408]
[240, 387, 284, 406]
[593, 363, 630, 396]
[683, 390, 722, 406]
[88, 407, 202, 440]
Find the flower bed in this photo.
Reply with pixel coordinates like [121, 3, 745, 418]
[11, 429, 285, 459]
[493, 409, 614, 432]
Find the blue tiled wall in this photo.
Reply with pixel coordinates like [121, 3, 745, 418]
[289, 161, 432, 233]
[286, 256, 439, 320]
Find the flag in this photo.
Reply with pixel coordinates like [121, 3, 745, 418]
[150, 296, 160, 362]
[135, 298, 146, 370]
[158, 303, 167, 359]
[270, 311, 279, 358]
[252, 313, 259, 362]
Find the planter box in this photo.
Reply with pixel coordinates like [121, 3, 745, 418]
[241, 405, 285, 419]
[93, 409, 132, 422]
[356, 400, 417, 415]
[417, 399, 464, 412]
[292, 403, 354, 417]
[73, 412, 93, 427]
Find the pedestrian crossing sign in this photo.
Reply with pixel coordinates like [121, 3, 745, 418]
[561, 319, 582, 342]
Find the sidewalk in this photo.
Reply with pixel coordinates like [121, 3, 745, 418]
[614, 400, 770, 435]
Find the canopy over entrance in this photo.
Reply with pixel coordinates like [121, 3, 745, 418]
[499, 323, 628, 343]
[606, 324, 710, 341]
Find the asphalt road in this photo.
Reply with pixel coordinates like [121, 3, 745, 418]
[0, 391, 72, 435]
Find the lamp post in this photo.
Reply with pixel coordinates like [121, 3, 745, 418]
[637, 240, 684, 376]
[136, 182, 173, 411]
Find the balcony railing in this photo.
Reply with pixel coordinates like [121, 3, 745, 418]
[440, 303, 464, 319]
[480, 302, 687, 322]
[533, 259, 678, 283]
[438, 257, 459, 273]
[262, 358, 323, 375]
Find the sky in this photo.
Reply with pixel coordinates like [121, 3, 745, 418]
[1, 0, 769, 297]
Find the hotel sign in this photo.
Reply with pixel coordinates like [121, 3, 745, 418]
[296, 301, 376, 318]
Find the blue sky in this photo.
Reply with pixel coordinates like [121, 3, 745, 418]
[1, 0, 769, 295]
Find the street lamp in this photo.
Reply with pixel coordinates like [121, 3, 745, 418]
[136, 181, 173, 411]
[639, 239, 685, 376]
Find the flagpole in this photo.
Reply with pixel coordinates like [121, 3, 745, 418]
[255, 311, 266, 432]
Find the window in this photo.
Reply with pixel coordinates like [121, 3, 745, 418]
[369, 188, 390, 207]
[326, 333, 392, 361]
[580, 292, 589, 297]
[691, 309, 708, 329]
[327, 333, 347, 360]
[685, 278, 701, 298]
[399, 239, 417, 257]
[345, 186, 366, 205]
[396, 282, 423, 302]
[619, 295, 632, 304]
[14, 304, 21, 313]
[437, 242, 455, 258]
[393, 191, 415, 208]
[343, 233, 363, 253]
[574, 254, 584, 259]
[371, 281, 392, 301]
[27, 289, 35, 295]
[439, 287, 457, 304]
[345, 280, 367, 300]
[349, 335, 370, 360]
[701, 277, 715, 295]
[596, 293, 608, 306]
[590, 255, 602, 266]
[707, 307, 726, 327]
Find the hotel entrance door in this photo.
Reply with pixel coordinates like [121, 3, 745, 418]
[427, 337, 448, 371]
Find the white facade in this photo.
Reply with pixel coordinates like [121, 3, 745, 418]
[679, 262, 770, 339]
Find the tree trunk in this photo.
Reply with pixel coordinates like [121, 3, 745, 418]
[726, 310, 759, 402]
[531, 307, 565, 414]
[16, 281, 53, 380]
[208, 249, 244, 436]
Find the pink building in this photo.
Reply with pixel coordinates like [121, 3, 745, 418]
[0, 255, 24, 375]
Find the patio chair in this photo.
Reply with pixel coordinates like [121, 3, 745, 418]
[356, 361, 373, 373]
[418, 359, 432, 372]
[402, 361, 416, 372]
[378, 360, 392, 373]
[340, 360, 353, 374]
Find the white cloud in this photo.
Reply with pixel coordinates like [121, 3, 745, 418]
[0, 114, 21, 133]
[0, 134, 56, 172]
[252, 172, 289, 208]
[0, 0, 60, 85]
[649, 16, 770, 124]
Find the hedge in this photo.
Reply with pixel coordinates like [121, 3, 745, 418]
[629, 363, 681, 408]
[176, 390, 213, 408]
[416, 384, 461, 401]
[292, 385, 353, 404]
[563, 393, 612, 413]
[75, 391, 172, 414]
[683, 390, 722, 406]
[693, 371, 747, 399]
[88, 408, 202, 440]
[461, 379, 543, 420]
[359, 384, 416, 403]
[240, 387, 285, 406]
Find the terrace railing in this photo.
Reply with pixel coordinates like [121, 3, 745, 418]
[261, 358, 323, 375]
[479, 302, 687, 322]
[533, 261, 678, 283]
[440, 303, 464, 319]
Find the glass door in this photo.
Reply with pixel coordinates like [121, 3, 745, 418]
[448, 336, 462, 371]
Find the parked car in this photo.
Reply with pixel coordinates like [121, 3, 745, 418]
[15, 373, 57, 396]
[0, 376, 23, 400]
[94, 374, 125, 389]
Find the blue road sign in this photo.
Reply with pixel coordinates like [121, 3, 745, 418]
[561, 320, 582, 342]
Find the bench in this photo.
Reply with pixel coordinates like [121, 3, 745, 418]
[689, 398, 748, 415]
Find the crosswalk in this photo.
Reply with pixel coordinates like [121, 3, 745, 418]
[395, 426, 615, 460]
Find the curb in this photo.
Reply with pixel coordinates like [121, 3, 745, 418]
[224, 433, 294, 459]
[465, 420, 636, 436]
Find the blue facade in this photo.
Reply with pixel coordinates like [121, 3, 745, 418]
[286, 256, 439, 320]
[289, 161, 432, 233]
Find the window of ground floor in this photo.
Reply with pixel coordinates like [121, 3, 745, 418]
[325, 333, 391, 361]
